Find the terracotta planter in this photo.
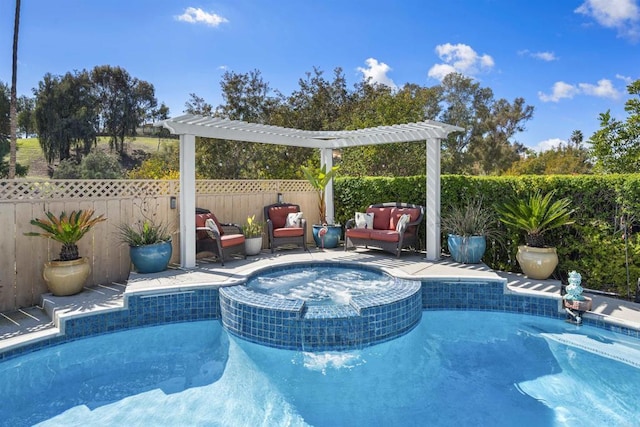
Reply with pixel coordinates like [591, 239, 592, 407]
[245, 237, 263, 256]
[516, 245, 558, 280]
[43, 257, 91, 296]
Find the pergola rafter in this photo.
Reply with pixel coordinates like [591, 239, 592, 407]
[157, 114, 463, 267]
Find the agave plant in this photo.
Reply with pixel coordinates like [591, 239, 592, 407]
[495, 190, 574, 247]
[25, 209, 107, 261]
[117, 219, 171, 247]
[441, 198, 503, 240]
[301, 164, 339, 225]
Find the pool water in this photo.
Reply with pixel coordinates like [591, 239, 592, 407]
[246, 265, 394, 305]
[2, 311, 640, 426]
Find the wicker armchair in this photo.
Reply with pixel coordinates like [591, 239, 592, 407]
[195, 209, 246, 265]
[263, 203, 307, 253]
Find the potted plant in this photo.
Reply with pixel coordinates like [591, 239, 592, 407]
[25, 209, 107, 296]
[243, 214, 264, 256]
[495, 190, 574, 280]
[301, 163, 341, 248]
[117, 219, 173, 274]
[441, 198, 503, 264]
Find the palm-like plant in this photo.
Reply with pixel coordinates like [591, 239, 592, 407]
[26, 209, 107, 260]
[301, 164, 339, 224]
[495, 191, 574, 247]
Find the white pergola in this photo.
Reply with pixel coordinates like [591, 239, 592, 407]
[157, 114, 463, 268]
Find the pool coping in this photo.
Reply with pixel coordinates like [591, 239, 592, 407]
[2, 248, 640, 356]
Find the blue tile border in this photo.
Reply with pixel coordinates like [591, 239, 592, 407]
[2, 266, 639, 361]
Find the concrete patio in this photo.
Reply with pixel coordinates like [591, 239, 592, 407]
[2, 247, 640, 355]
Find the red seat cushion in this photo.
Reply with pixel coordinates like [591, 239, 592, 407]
[366, 207, 392, 230]
[220, 234, 245, 248]
[345, 228, 372, 239]
[368, 230, 400, 242]
[273, 227, 304, 238]
[268, 206, 300, 229]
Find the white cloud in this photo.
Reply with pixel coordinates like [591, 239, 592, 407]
[616, 73, 634, 84]
[538, 81, 579, 102]
[575, 0, 640, 40]
[532, 51, 558, 61]
[427, 43, 494, 81]
[578, 79, 620, 98]
[535, 138, 565, 152]
[518, 50, 558, 61]
[357, 58, 397, 89]
[175, 7, 229, 27]
[539, 78, 620, 102]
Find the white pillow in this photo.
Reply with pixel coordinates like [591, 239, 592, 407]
[285, 212, 303, 228]
[205, 218, 220, 238]
[395, 213, 411, 232]
[355, 212, 374, 229]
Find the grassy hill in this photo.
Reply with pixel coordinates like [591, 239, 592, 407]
[12, 136, 178, 178]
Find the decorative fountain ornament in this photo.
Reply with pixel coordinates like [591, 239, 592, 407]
[564, 270, 586, 301]
[563, 270, 592, 323]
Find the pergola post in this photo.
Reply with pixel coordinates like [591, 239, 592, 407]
[321, 148, 335, 224]
[425, 138, 441, 261]
[180, 134, 196, 268]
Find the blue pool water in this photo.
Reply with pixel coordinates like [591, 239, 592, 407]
[2, 311, 640, 426]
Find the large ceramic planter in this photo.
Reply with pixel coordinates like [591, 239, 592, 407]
[516, 245, 558, 280]
[245, 237, 263, 256]
[312, 224, 341, 249]
[43, 257, 91, 296]
[447, 234, 486, 264]
[130, 240, 173, 274]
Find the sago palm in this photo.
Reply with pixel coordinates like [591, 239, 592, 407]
[495, 191, 574, 247]
[26, 209, 107, 260]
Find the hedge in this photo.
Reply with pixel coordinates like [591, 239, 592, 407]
[334, 174, 640, 298]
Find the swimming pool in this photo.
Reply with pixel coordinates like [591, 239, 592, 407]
[2, 311, 639, 426]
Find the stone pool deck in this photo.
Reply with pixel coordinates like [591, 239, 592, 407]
[2, 247, 640, 355]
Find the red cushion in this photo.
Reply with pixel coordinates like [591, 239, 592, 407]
[220, 234, 245, 248]
[366, 207, 392, 230]
[390, 208, 420, 230]
[368, 230, 400, 242]
[345, 228, 372, 239]
[196, 212, 224, 238]
[273, 227, 304, 238]
[268, 206, 300, 229]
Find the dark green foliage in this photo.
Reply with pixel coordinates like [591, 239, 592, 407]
[335, 174, 640, 297]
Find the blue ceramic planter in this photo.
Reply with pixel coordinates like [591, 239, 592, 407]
[312, 225, 341, 249]
[129, 240, 173, 273]
[447, 234, 486, 264]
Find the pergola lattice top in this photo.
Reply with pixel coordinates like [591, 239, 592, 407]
[160, 114, 462, 148]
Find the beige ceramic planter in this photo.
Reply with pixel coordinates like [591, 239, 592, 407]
[245, 237, 263, 256]
[43, 257, 91, 296]
[516, 245, 558, 280]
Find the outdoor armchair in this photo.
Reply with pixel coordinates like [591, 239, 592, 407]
[195, 209, 246, 265]
[263, 203, 307, 253]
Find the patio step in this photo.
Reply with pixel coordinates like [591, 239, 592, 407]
[0, 305, 55, 341]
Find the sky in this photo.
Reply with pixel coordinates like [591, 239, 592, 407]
[1, 0, 639, 152]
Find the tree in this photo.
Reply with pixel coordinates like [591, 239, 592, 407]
[590, 80, 640, 173]
[339, 81, 443, 176]
[0, 82, 27, 177]
[34, 71, 98, 163]
[9, 0, 20, 178]
[16, 95, 36, 137]
[506, 130, 592, 175]
[438, 73, 533, 175]
[91, 65, 157, 155]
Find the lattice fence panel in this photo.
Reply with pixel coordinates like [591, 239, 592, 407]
[0, 179, 315, 311]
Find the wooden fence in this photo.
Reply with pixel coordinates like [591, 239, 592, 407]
[0, 179, 316, 311]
